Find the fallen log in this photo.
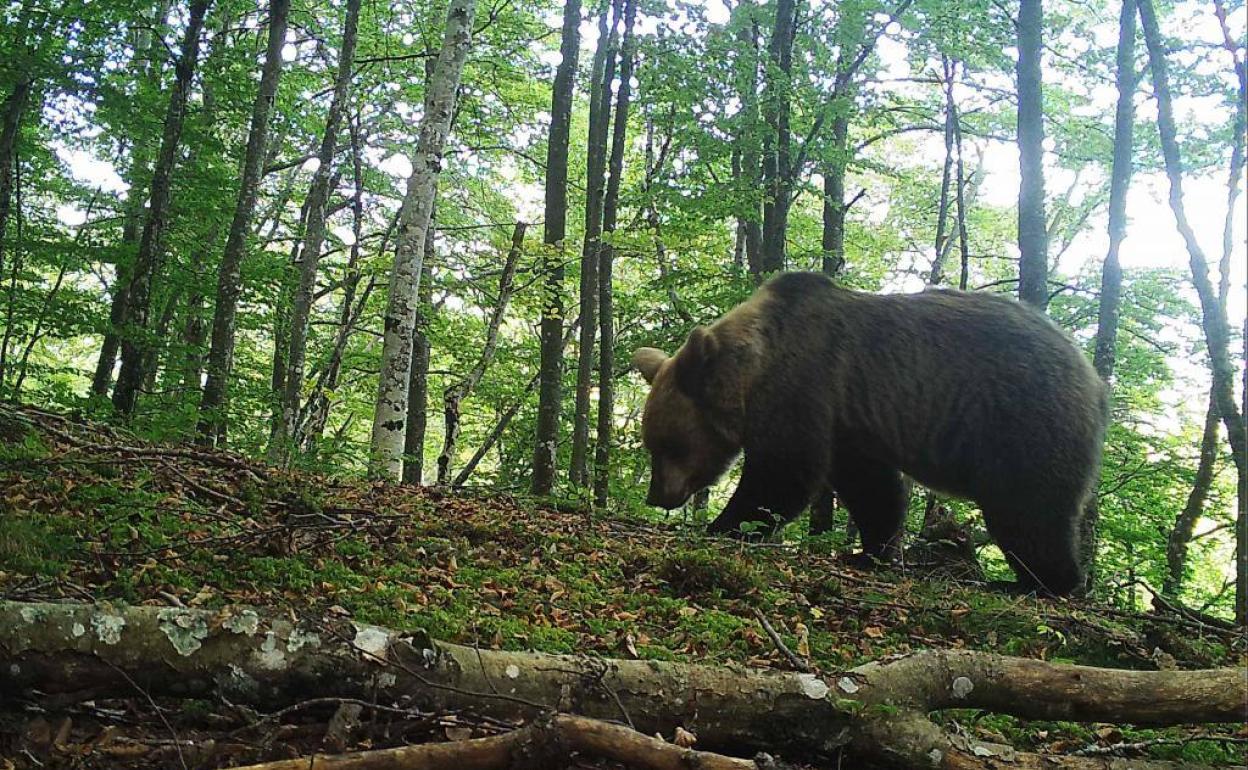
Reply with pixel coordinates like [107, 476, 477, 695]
[1, 601, 1243, 768]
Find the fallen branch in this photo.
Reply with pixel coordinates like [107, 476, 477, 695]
[1, 602, 1243, 768]
[226, 714, 756, 770]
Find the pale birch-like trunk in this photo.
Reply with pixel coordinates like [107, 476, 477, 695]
[272, 0, 362, 463]
[368, 0, 477, 479]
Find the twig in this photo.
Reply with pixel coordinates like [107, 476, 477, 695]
[102, 660, 189, 770]
[752, 608, 810, 672]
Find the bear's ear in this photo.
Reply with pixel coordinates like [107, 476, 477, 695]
[631, 347, 668, 384]
[674, 326, 719, 398]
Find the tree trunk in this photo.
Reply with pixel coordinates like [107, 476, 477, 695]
[3, 601, 1242, 769]
[759, 0, 795, 275]
[820, 111, 849, 278]
[437, 222, 525, 484]
[197, 0, 290, 443]
[109, 0, 211, 416]
[952, 104, 971, 291]
[1164, 392, 1220, 595]
[732, 3, 763, 282]
[0, 79, 30, 316]
[532, 0, 582, 495]
[1137, 0, 1247, 626]
[594, 0, 637, 508]
[368, 0, 477, 479]
[930, 60, 956, 286]
[402, 222, 435, 485]
[1015, 0, 1049, 310]
[1164, 0, 1244, 601]
[571, 0, 620, 489]
[272, 0, 362, 463]
[1091, 0, 1137, 384]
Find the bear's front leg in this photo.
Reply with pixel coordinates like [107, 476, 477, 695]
[706, 452, 819, 538]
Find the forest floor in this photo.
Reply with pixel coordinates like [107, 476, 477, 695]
[0, 404, 1244, 769]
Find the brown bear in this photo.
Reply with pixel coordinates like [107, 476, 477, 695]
[632, 272, 1108, 595]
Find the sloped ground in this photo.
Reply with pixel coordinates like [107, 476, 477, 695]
[1, 404, 1243, 768]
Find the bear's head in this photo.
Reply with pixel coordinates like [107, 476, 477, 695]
[632, 326, 746, 509]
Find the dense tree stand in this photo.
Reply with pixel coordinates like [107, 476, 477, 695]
[2, 602, 1242, 769]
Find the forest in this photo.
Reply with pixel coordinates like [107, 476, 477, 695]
[0, 0, 1246, 766]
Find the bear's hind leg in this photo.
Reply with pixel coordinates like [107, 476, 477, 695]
[982, 505, 1084, 596]
[832, 455, 908, 562]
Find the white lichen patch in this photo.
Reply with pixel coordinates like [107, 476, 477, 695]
[951, 676, 974, 699]
[927, 748, 944, 766]
[92, 613, 126, 645]
[352, 625, 393, 659]
[286, 627, 320, 653]
[378, 672, 397, 688]
[836, 676, 860, 694]
[504, 664, 521, 679]
[157, 608, 208, 656]
[252, 631, 286, 670]
[798, 673, 830, 699]
[71, 623, 86, 638]
[19, 606, 44, 624]
[9, 664, 20, 677]
[222, 609, 261, 636]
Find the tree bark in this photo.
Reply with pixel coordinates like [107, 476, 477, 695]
[367, 0, 476, 479]
[759, 0, 795, 275]
[532, 0, 582, 496]
[437, 222, 526, 484]
[197, 0, 291, 443]
[1164, 391, 1220, 595]
[0, 79, 30, 290]
[110, 0, 211, 416]
[272, 0, 362, 463]
[402, 223, 435, 485]
[594, 0, 637, 507]
[1016, 0, 1049, 310]
[1137, 0, 1247, 627]
[2, 602, 1241, 768]
[571, 0, 620, 489]
[930, 59, 956, 286]
[1091, 0, 1136, 385]
[732, 2, 763, 282]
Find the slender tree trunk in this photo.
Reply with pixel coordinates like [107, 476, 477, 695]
[0, 79, 30, 308]
[1082, 0, 1138, 583]
[90, 3, 171, 397]
[953, 110, 971, 291]
[403, 218, 435, 485]
[406, 255, 436, 479]
[1092, 0, 1137, 384]
[196, 0, 290, 442]
[368, 0, 477, 479]
[571, 0, 620, 489]
[532, 0, 582, 495]
[1016, 0, 1049, 310]
[594, 0, 637, 508]
[1164, 392, 1220, 595]
[930, 58, 957, 286]
[732, 3, 763, 282]
[1138, 0, 1247, 624]
[820, 113, 849, 277]
[437, 222, 525, 484]
[759, 0, 795, 275]
[272, 0, 361, 462]
[111, 0, 211, 416]
[1164, 0, 1244, 601]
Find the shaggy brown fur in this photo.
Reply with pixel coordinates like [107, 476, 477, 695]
[632, 272, 1108, 595]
